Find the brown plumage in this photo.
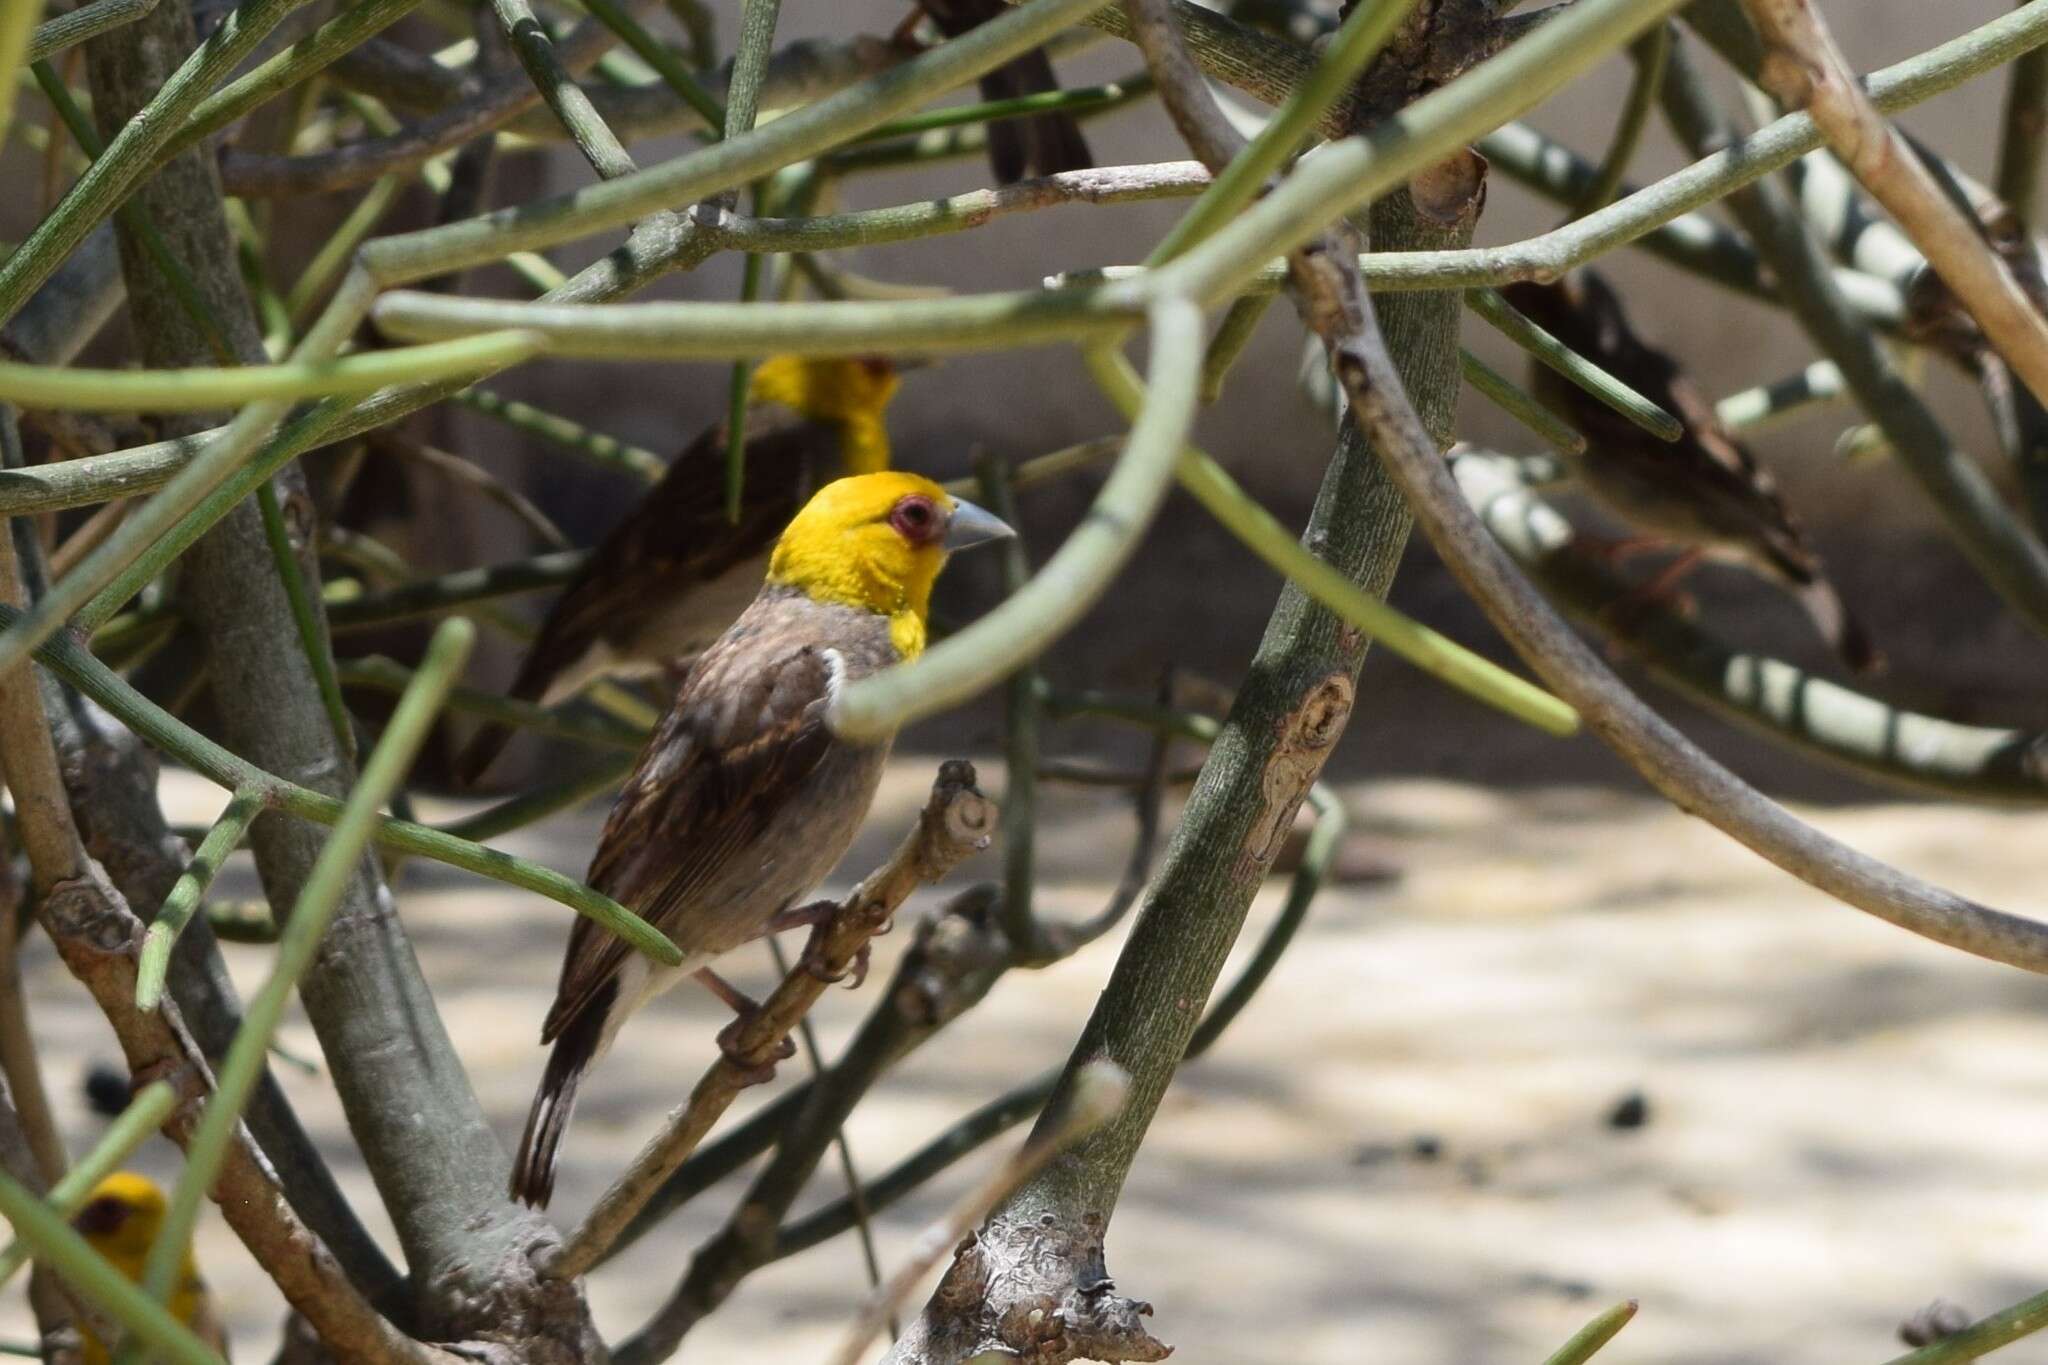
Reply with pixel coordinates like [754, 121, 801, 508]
[510, 474, 1015, 1207]
[1499, 271, 1881, 673]
[918, 0, 1093, 184]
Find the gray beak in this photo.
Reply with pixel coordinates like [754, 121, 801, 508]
[942, 497, 1015, 551]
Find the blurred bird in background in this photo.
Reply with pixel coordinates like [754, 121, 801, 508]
[913, 0, 1093, 183]
[1500, 272, 1881, 673]
[71, 1173, 230, 1364]
[456, 355, 905, 786]
[511, 473, 1014, 1207]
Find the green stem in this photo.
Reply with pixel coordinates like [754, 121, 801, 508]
[135, 790, 261, 1011]
[0, 270, 373, 676]
[0, 600, 680, 964]
[1198, 292, 1272, 402]
[451, 385, 668, 481]
[830, 297, 1201, 740]
[0, 0, 44, 150]
[1094, 347, 1579, 736]
[324, 548, 588, 631]
[370, 285, 1145, 355]
[0, 0, 316, 328]
[1154, 0, 1697, 304]
[1884, 1289, 2048, 1364]
[1464, 287, 1683, 440]
[578, 0, 726, 129]
[0, 330, 541, 410]
[129, 619, 472, 1341]
[1459, 347, 1587, 456]
[492, 0, 637, 180]
[0, 1081, 176, 1291]
[858, 79, 1135, 143]
[1569, 26, 1670, 219]
[1146, 0, 1420, 264]
[27, 0, 148, 64]
[168, 0, 427, 159]
[722, 0, 784, 141]
[356, 0, 1115, 284]
[0, 1172, 221, 1365]
[1541, 1300, 1638, 1365]
[256, 481, 357, 761]
[32, 59, 238, 365]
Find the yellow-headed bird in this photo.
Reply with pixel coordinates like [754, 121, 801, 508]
[71, 1173, 229, 1364]
[456, 355, 905, 786]
[511, 473, 1012, 1206]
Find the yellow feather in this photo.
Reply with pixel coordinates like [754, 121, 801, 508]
[767, 473, 956, 657]
[72, 1173, 224, 1364]
[747, 355, 901, 473]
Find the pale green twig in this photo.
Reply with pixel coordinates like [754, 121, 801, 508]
[135, 791, 261, 1011]
[127, 619, 472, 1348]
[1541, 1300, 1639, 1365]
[829, 297, 1201, 740]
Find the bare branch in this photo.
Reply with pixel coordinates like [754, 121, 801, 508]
[1743, 0, 2048, 408]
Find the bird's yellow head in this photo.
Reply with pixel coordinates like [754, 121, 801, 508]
[72, 1172, 217, 1365]
[748, 355, 902, 474]
[73, 1172, 170, 1269]
[767, 472, 1013, 659]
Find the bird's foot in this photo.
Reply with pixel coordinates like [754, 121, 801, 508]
[1571, 532, 1670, 567]
[806, 941, 871, 990]
[714, 1013, 795, 1087]
[696, 967, 796, 1085]
[765, 898, 837, 935]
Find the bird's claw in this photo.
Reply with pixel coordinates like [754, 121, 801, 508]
[805, 942, 870, 989]
[715, 1014, 795, 1087]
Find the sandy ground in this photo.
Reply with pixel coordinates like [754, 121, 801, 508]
[9, 762, 2048, 1365]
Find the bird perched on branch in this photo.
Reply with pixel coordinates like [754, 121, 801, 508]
[456, 355, 905, 786]
[511, 472, 1014, 1207]
[1499, 272, 1881, 673]
[913, 0, 1093, 183]
[72, 1173, 230, 1364]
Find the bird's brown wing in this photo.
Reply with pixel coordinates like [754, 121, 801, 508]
[541, 630, 841, 1042]
[455, 418, 833, 786]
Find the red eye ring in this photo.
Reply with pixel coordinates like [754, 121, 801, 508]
[889, 495, 940, 543]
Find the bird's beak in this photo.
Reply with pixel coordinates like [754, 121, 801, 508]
[942, 498, 1015, 551]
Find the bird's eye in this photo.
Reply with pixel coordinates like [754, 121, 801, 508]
[889, 496, 938, 542]
[74, 1197, 129, 1234]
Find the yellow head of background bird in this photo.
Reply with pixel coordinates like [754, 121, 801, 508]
[747, 355, 902, 474]
[767, 471, 1013, 659]
[71, 1173, 224, 1364]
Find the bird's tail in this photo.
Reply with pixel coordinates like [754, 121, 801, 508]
[1790, 575, 1884, 675]
[511, 989, 611, 1208]
[977, 51, 1092, 184]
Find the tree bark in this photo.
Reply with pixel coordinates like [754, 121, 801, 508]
[883, 182, 1477, 1364]
[82, 3, 594, 1351]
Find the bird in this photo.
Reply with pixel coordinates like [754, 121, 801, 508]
[455, 355, 905, 786]
[1498, 272, 1881, 673]
[510, 471, 1015, 1207]
[71, 1172, 230, 1364]
[914, 0, 1093, 184]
